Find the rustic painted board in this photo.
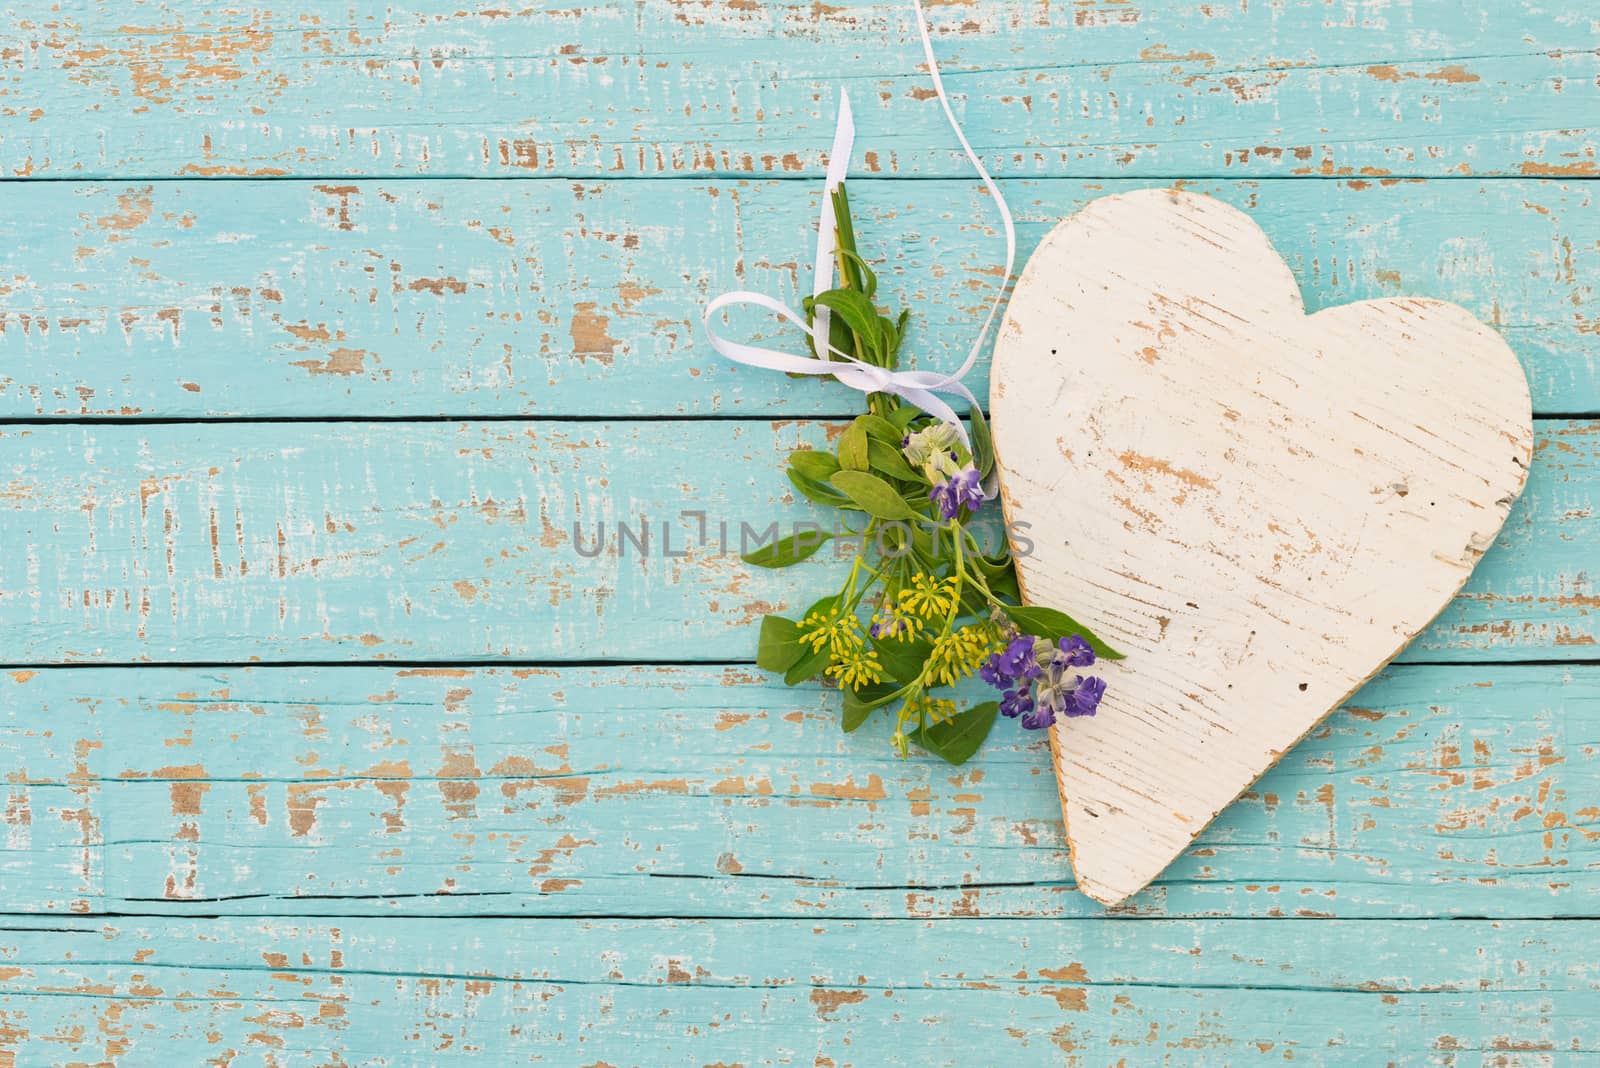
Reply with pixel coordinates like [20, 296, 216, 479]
[3, 1, 1598, 179]
[1, 178, 1597, 418]
[0, 419, 1591, 664]
[1, 664, 1594, 919]
[3, 0, 1598, 1061]
[0, 916, 1595, 1065]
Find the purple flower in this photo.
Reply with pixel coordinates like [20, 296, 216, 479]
[987, 628, 1109, 732]
[999, 686, 1034, 720]
[950, 467, 985, 512]
[1035, 682, 1069, 727]
[905, 422, 987, 520]
[1020, 671, 1106, 730]
[1000, 635, 1037, 676]
[981, 636, 1039, 690]
[1069, 675, 1106, 718]
[1020, 703, 1055, 731]
[1056, 635, 1095, 668]
[928, 466, 984, 521]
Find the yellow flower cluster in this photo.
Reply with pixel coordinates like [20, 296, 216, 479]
[800, 607, 884, 692]
[825, 654, 884, 690]
[903, 694, 958, 726]
[869, 599, 918, 641]
[925, 623, 1001, 687]
[799, 606, 858, 655]
[898, 573, 960, 622]
[870, 573, 959, 643]
[795, 573, 1001, 700]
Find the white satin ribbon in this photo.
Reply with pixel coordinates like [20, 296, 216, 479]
[701, 0, 1016, 448]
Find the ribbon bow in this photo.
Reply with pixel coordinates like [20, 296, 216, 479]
[701, 0, 1016, 448]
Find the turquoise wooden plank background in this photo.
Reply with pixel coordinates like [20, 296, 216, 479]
[0, 0, 1597, 1064]
[1, 179, 1596, 417]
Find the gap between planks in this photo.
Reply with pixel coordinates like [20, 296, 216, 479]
[2, 912, 1599, 924]
[0, 658, 1594, 670]
[1, 412, 1598, 426]
[4, 174, 1600, 185]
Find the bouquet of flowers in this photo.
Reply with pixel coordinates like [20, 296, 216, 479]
[744, 186, 1120, 765]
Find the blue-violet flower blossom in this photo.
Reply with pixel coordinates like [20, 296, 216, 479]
[930, 467, 984, 521]
[999, 686, 1035, 721]
[982, 631, 1106, 731]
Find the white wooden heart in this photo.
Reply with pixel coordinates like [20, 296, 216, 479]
[991, 189, 1533, 906]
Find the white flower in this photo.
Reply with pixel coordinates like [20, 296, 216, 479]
[901, 423, 960, 469]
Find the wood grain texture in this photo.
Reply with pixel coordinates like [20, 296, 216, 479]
[0, 178, 1597, 418]
[993, 189, 1533, 904]
[0, 915, 1595, 1066]
[2, 0, 1598, 1061]
[0, 418, 1591, 665]
[2, 0, 1597, 179]
[1, 664, 1594, 919]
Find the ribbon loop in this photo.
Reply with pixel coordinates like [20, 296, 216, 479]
[701, 0, 1014, 451]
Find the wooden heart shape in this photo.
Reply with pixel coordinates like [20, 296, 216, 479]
[991, 190, 1532, 906]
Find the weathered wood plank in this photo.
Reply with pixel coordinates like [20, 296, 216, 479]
[1, 178, 1596, 418]
[3, 1, 1597, 179]
[0, 419, 1591, 663]
[0, 915, 1594, 1064]
[2, 664, 1594, 918]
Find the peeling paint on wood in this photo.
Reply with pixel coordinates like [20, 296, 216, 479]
[0, 664, 1594, 919]
[1, 0, 1597, 1060]
[0, 420, 1590, 662]
[0, 178, 1596, 416]
[1, 1, 1597, 179]
[0, 915, 1594, 1064]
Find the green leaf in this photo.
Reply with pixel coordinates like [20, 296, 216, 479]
[912, 701, 1000, 766]
[784, 643, 833, 686]
[832, 185, 863, 291]
[741, 530, 832, 569]
[803, 295, 859, 362]
[881, 306, 909, 355]
[1004, 604, 1125, 660]
[803, 593, 841, 620]
[832, 470, 917, 520]
[970, 550, 1021, 601]
[871, 635, 934, 685]
[871, 520, 913, 558]
[755, 615, 805, 673]
[969, 405, 996, 480]
[867, 437, 919, 482]
[787, 468, 854, 510]
[789, 448, 840, 481]
[837, 420, 870, 472]
[837, 248, 878, 300]
[842, 683, 895, 732]
[958, 582, 989, 617]
[877, 316, 900, 362]
[887, 404, 921, 432]
[855, 413, 903, 444]
[813, 290, 884, 352]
